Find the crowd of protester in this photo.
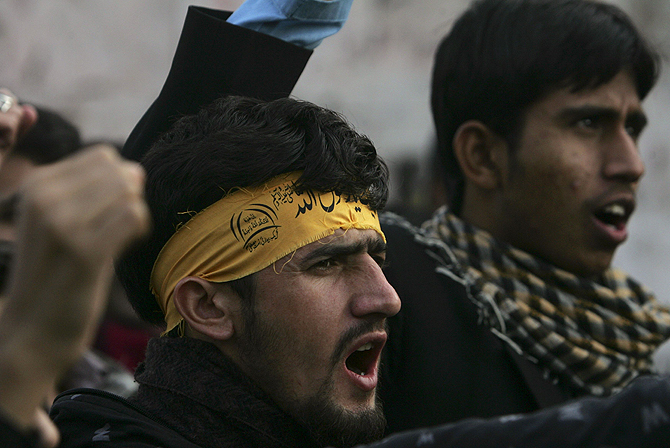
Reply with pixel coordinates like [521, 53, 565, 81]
[2, 0, 670, 447]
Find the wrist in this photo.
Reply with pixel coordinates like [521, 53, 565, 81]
[0, 338, 56, 429]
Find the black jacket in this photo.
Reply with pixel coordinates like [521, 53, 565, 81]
[379, 213, 571, 433]
[368, 375, 670, 448]
[50, 388, 201, 448]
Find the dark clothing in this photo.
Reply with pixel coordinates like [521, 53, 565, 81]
[121, 6, 311, 162]
[51, 388, 201, 448]
[51, 337, 670, 448]
[379, 210, 670, 436]
[51, 337, 319, 448]
[367, 375, 670, 448]
[379, 212, 572, 433]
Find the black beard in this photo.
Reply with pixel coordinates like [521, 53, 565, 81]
[294, 377, 386, 448]
[238, 307, 387, 447]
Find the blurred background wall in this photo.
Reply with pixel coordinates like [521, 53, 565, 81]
[1, 0, 670, 307]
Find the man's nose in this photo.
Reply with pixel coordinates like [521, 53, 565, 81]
[602, 128, 645, 183]
[349, 257, 401, 319]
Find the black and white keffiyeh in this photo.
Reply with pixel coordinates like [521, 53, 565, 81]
[422, 206, 670, 396]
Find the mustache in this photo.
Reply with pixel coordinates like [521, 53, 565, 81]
[592, 184, 637, 204]
[330, 319, 388, 367]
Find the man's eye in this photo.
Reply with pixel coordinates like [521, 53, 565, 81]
[371, 254, 387, 268]
[312, 259, 336, 270]
[576, 117, 598, 129]
[625, 124, 643, 140]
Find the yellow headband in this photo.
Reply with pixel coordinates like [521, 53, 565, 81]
[151, 171, 384, 333]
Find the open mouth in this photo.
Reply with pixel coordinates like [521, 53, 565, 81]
[345, 339, 384, 377]
[593, 200, 633, 231]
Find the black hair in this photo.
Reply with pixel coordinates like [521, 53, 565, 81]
[431, 0, 660, 214]
[13, 106, 82, 165]
[116, 96, 389, 326]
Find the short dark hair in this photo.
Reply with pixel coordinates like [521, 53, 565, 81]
[13, 106, 82, 165]
[116, 96, 389, 325]
[431, 0, 660, 214]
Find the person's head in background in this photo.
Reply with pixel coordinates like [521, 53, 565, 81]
[431, 0, 658, 277]
[0, 106, 81, 291]
[0, 106, 81, 195]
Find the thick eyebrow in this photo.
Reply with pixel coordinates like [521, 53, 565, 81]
[556, 105, 648, 129]
[298, 234, 387, 266]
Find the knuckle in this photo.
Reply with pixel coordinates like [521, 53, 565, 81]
[122, 199, 152, 237]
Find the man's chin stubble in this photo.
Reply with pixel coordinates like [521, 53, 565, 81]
[294, 382, 386, 448]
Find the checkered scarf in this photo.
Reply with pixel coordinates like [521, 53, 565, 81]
[423, 206, 670, 396]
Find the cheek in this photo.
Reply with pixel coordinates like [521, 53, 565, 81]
[559, 146, 599, 192]
[520, 142, 596, 199]
[505, 154, 592, 234]
[257, 282, 344, 345]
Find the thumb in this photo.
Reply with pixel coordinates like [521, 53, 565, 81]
[18, 104, 38, 139]
[34, 407, 60, 448]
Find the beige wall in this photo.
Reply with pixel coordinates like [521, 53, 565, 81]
[1, 0, 670, 306]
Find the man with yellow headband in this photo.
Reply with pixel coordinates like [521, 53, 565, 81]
[54, 95, 400, 448]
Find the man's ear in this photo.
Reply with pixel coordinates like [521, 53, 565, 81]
[453, 120, 509, 190]
[173, 277, 238, 341]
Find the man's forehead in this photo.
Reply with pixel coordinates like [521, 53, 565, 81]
[525, 72, 645, 126]
[550, 72, 642, 110]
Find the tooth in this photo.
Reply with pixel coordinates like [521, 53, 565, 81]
[604, 204, 625, 216]
[357, 343, 373, 352]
